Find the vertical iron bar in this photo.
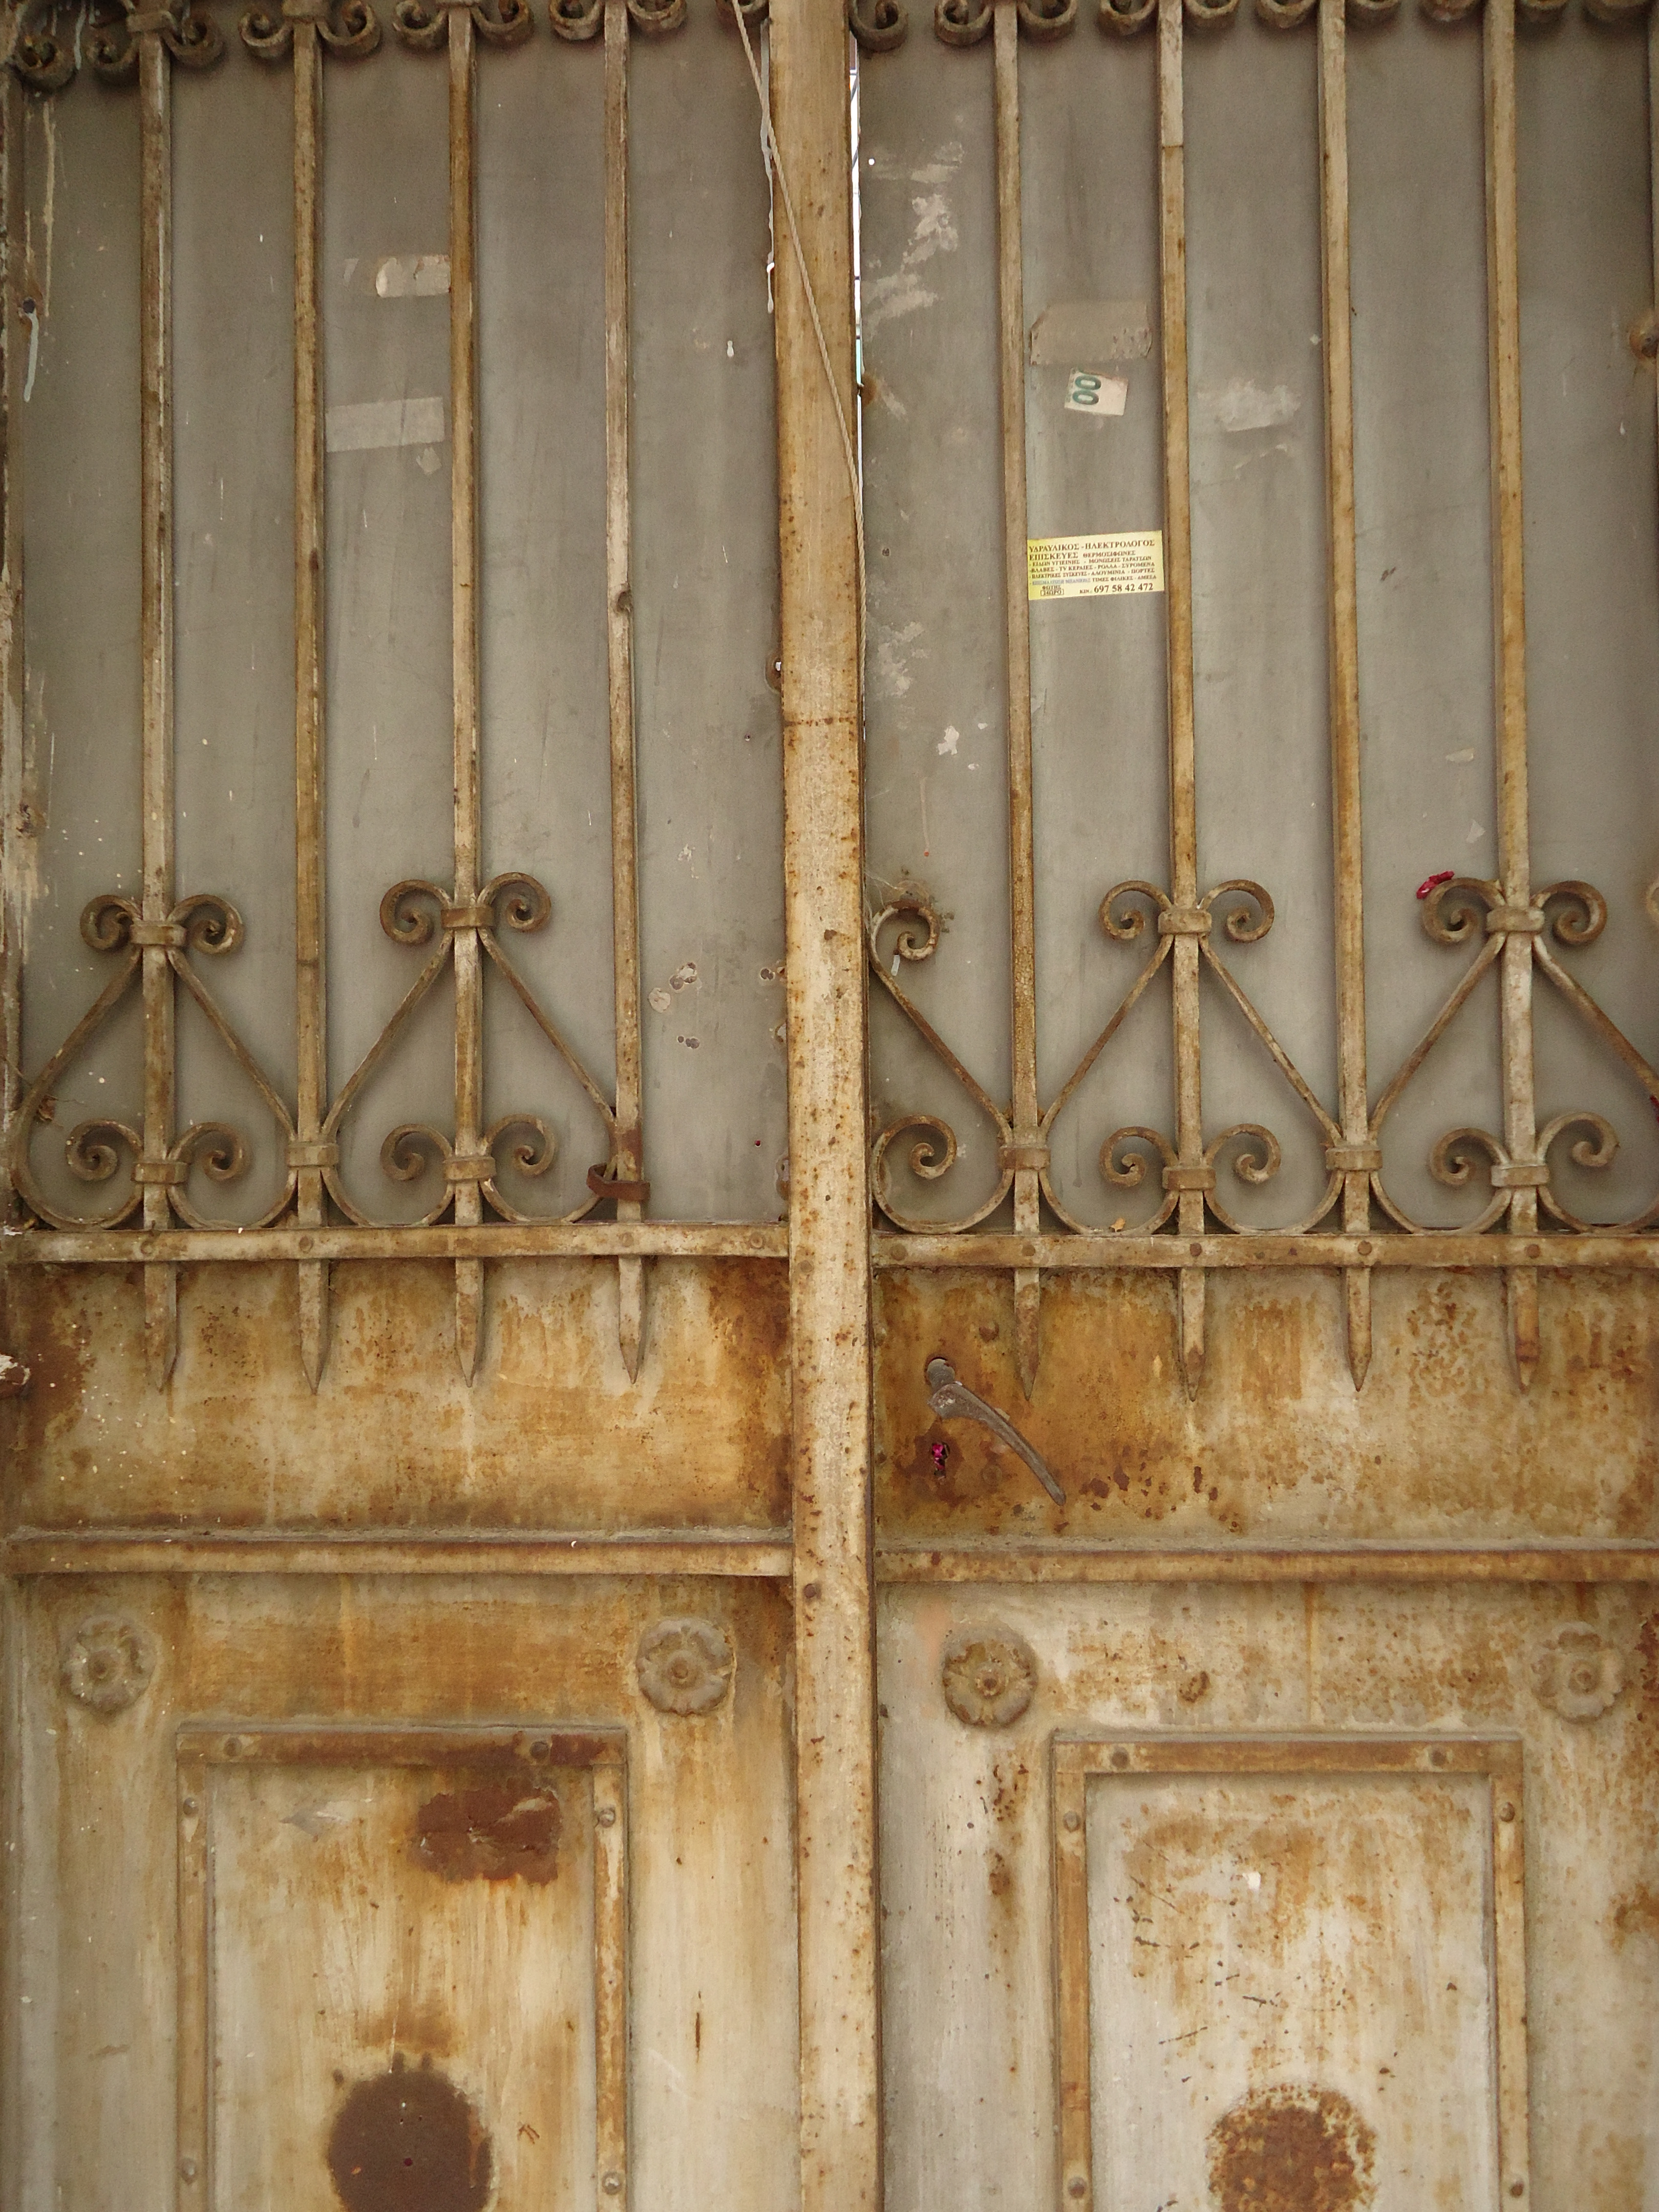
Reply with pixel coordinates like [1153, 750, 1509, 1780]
[1157, 0, 1204, 1396]
[292, 16, 331, 1388]
[993, 0, 1042, 1397]
[448, 0, 485, 1381]
[139, 28, 179, 1388]
[0, 73, 23, 1237]
[1317, 0, 1373, 1388]
[0, 88, 23, 2212]
[1484, 0, 1539, 1387]
[605, 0, 646, 1381]
[769, 0, 880, 2200]
[1652, 3, 1659, 533]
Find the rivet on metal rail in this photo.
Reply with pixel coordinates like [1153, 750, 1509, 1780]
[924, 1356, 1065, 1504]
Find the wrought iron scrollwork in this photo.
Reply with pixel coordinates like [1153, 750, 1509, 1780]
[87, 0, 224, 79]
[867, 894, 1018, 1232]
[320, 869, 626, 1229]
[1370, 873, 1658, 1236]
[240, 0, 381, 58]
[849, 0, 908, 47]
[5, 889, 293, 1232]
[932, 0, 1075, 37]
[391, 0, 533, 46]
[5, 0, 78, 88]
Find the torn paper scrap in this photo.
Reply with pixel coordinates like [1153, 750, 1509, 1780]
[325, 396, 447, 454]
[375, 253, 451, 297]
[1029, 299, 1152, 367]
[1066, 370, 1128, 416]
[1028, 531, 1164, 601]
[1195, 378, 1299, 433]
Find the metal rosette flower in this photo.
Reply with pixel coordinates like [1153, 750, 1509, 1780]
[1530, 1624, 1625, 1722]
[635, 1619, 736, 1716]
[940, 1626, 1037, 1728]
[61, 1615, 158, 1715]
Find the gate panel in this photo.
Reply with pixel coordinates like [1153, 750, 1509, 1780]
[857, 0, 1659, 2202]
[11, 1575, 797, 2209]
[877, 1581, 1656, 2210]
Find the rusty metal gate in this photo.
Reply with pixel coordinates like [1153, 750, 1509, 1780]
[1, 0, 1656, 2203]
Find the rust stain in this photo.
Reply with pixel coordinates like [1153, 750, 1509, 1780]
[358, 1998, 455, 2060]
[1608, 1885, 1659, 1948]
[1206, 2085, 1376, 2212]
[326, 2055, 492, 2212]
[701, 1257, 792, 1516]
[12, 1260, 792, 1533]
[413, 1785, 560, 1883]
[874, 1268, 1659, 1543]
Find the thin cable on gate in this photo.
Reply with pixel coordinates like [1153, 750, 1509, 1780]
[730, 2, 868, 699]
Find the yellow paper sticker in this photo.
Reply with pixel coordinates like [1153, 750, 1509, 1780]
[1027, 530, 1165, 601]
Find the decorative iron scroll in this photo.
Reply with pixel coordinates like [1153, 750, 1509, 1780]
[0, 0, 717, 1394]
[8, 872, 632, 1230]
[2, 0, 701, 83]
[869, 869, 1659, 1240]
[861, 0, 1659, 1404]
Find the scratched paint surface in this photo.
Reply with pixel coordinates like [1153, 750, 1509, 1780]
[7, 1258, 790, 1532]
[12, 1576, 799, 2211]
[1087, 1770, 1495, 2210]
[877, 1581, 1659, 2212]
[211, 1761, 593, 2211]
[875, 1268, 1659, 1543]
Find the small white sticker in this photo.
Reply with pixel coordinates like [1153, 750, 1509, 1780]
[1027, 531, 1164, 601]
[1066, 370, 1128, 417]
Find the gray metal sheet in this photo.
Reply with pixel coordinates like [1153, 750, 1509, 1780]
[1518, 10, 1659, 1226]
[629, 12, 784, 1223]
[1023, 30, 1175, 1229]
[16, 84, 144, 1223]
[1349, 7, 1501, 1227]
[860, 34, 1013, 1228]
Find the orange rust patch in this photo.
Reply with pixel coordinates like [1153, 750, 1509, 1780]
[326, 2055, 492, 2211]
[1207, 2085, 1376, 2212]
[413, 1785, 560, 1883]
[1609, 1885, 1659, 1948]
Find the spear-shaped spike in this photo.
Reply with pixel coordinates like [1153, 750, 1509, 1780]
[1345, 1268, 1372, 1393]
[1179, 1267, 1205, 1401]
[299, 1260, 330, 1393]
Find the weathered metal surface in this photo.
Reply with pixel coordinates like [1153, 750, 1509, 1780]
[14, 1575, 797, 2211]
[879, 1580, 1656, 2212]
[855, 0, 1659, 1399]
[1055, 1732, 1528, 2211]
[1316, 0, 1371, 1389]
[770, 0, 880, 2200]
[175, 1722, 620, 2206]
[2, 12, 785, 1382]
[4, 1257, 789, 1533]
[875, 1267, 1659, 1544]
[603, 0, 645, 1382]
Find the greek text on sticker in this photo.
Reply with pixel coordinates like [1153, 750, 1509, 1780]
[1027, 531, 1164, 601]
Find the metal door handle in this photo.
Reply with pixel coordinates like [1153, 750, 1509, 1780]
[924, 1357, 1066, 1505]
